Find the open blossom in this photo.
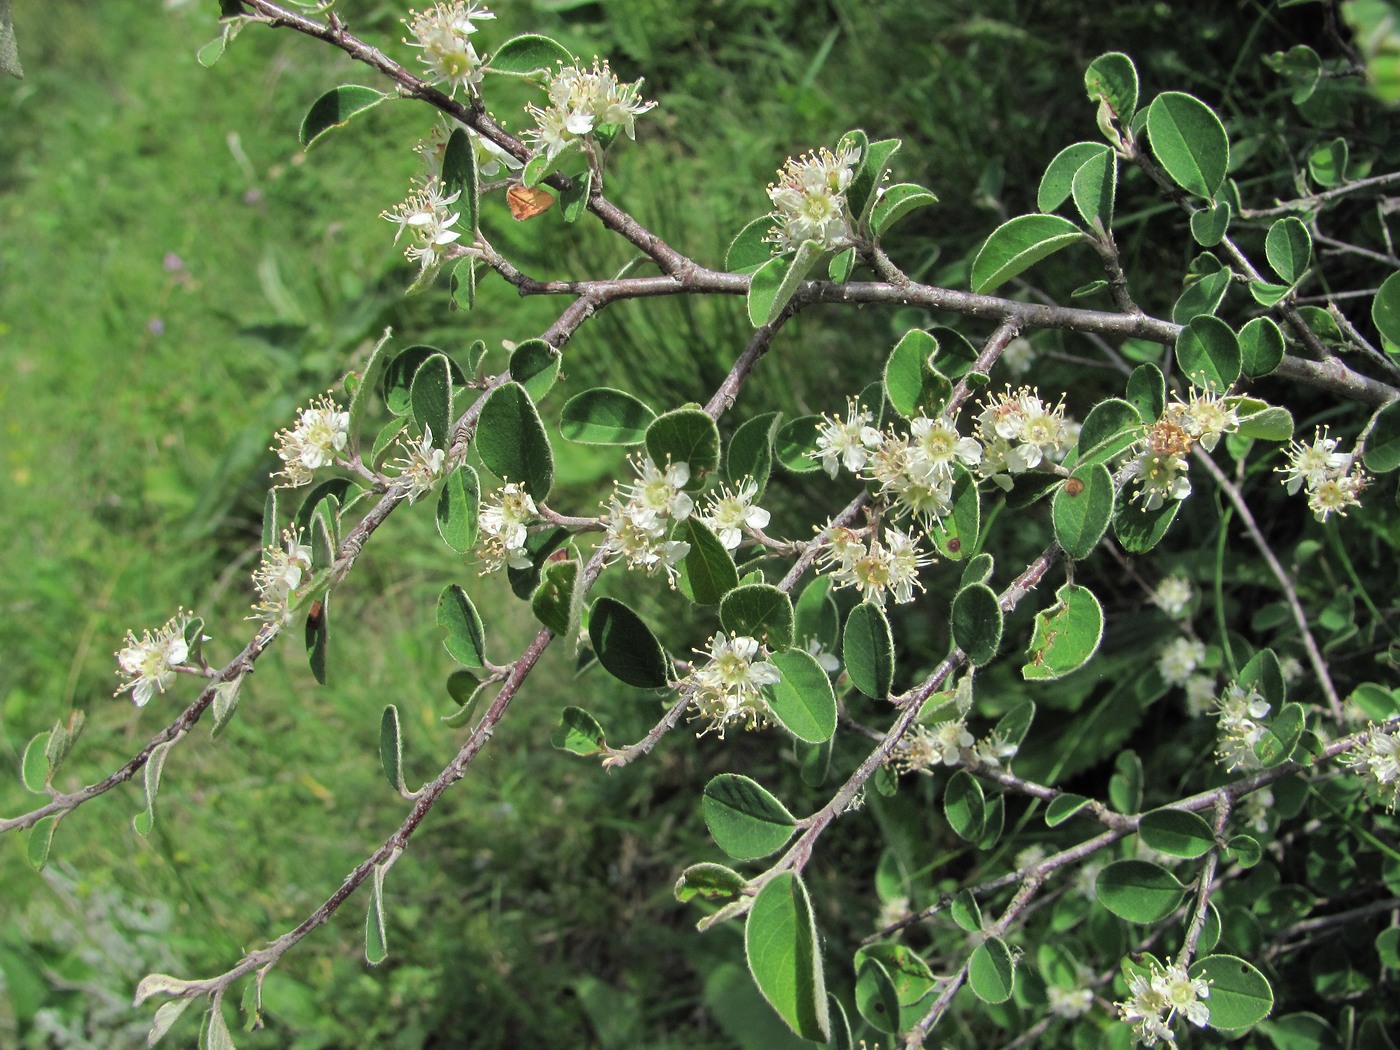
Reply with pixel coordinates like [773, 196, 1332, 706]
[1215, 682, 1271, 772]
[891, 720, 974, 773]
[388, 427, 448, 503]
[1158, 637, 1205, 687]
[1279, 426, 1368, 522]
[974, 386, 1075, 488]
[419, 120, 522, 181]
[273, 394, 349, 487]
[1153, 575, 1192, 617]
[699, 479, 770, 550]
[1343, 727, 1400, 810]
[1164, 387, 1240, 453]
[479, 482, 538, 571]
[526, 59, 655, 162]
[601, 456, 694, 584]
[767, 142, 860, 253]
[686, 633, 781, 737]
[813, 398, 882, 477]
[1047, 985, 1094, 1019]
[1117, 961, 1210, 1046]
[818, 525, 933, 606]
[250, 530, 313, 625]
[382, 178, 463, 275]
[404, 2, 494, 96]
[115, 611, 196, 707]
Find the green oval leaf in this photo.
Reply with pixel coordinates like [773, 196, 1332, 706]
[25, 815, 57, 871]
[720, 584, 795, 651]
[1190, 200, 1232, 247]
[844, 603, 895, 699]
[674, 862, 747, 906]
[646, 408, 721, 488]
[971, 213, 1085, 294]
[1239, 317, 1285, 378]
[944, 769, 986, 841]
[1147, 91, 1230, 199]
[1096, 860, 1186, 922]
[383, 345, 466, 417]
[725, 215, 774, 274]
[854, 943, 937, 1033]
[968, 937, 1016, 1004]
[951, 890, 983, 933]
[588, 597, 670, 689]
[435, 464, 480, 554]
[870, 183, 938, 237]
[884, 328, 945, 419]
[1126, 362, 1166, 424]
[745, 872, 830, 1042]
[551, 706, 606, 756]
[299, 85, 389, 149]
[1193, 954, 1273, 1031]
[488, 33, 574, 75]
[1052, 462, 1115, 559]
[1173, 267, 1231, 324]
[560, 387, 656, 445]
[1071, 148, 1117, 228]
[1045, 793, 1092, 827]
[508, 339, 560, 403]
[380, 705, 405, 792]
[1139, 808, 1216, 859]
[1266, 216, 1312, 285]
[775, 415, 824, 474]
[365, 859, 389, 966]
[1374, 271, 1400, 350]
[726, 412, 781, 496]
[763, 648, 838, 744]
[950, 583, 1003, 667]
[437, 584, 487, 669]
[747, 243, 818, 327]
[703, 773, 797, 860]
[678, 517, 739, 606]
[795, 576, 840, 654]
[20, 731, 50, 793]
[1176, 314, 1241, 391]
[1023, 583, 1103, 680]
[441, 127, 479, 236]
[1254, 701, 1306, 767]
[1085, 51, 1139, 122]
[847, 134, 899, 222]
[928, 465, 979, 561]
[1076, 397, 1142, 466]
[1039, 142, 1110, 213]
[559, 167, 591, 223]
[477, 382, 554, 500]
[531, 557, 577, 636]
[1113, 496, 1181, 554]
[1363, 401, 1400, 473]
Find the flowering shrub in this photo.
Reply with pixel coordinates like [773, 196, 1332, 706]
[6, 2, 1400, 1048]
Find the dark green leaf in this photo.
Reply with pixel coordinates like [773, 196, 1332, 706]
[1039, 143, 1110, 213]
[1085, 51, 1139, 122]
[382, 345, 466, 417]
[1146, 91, 1230, 199]
[678, 517, 739, 606]
[1190, 200, 1231, 246]
[559, 168, 591, 223]
[477, 382, 554, 500]
[551, 706, 606, 756]
[944, 770, 986, 841]
[1096, 860, 1185, 922]
[1139, 808, 1216, 858]
[531, 557, 577, 636]
[746, 873, 829, 1042]
[1374, 272, 1400, 350]
[720, 584, 794, 650]
[703, 774, 797, 860]
[437, 584, 486, 668]
[1172, 267, 1231, 324]
[1046, 793, 1092, 826]
[674, 862, 747, 905]
[1022, 583, 1103, 680]
[726, 412, 781, 496]
[951, 890, 982, 933]
[764, 648, 838, 743]
[968, 937, 1016, 1003]
[588, 597, 670, 689]
[436, 464, 480, 553]
[488, 33, 574, 75]
[1194, 954, 1273, 1031]
[950, 583, 1002, 666]
[1176, 314, 1241, 390]
[299, 85, 389, 149]
[971, 214, 1085, 294]
[844, 602, 895, 699]
[1076, 398, 1142, 466]
[380, 705, 406, 792]
[441, 127, 479, 235]
[1072, 148, 1117, 228]
[853, 943, 937, 1033]
[560, 387, 656, 445]
[409, 352, 453, 450]
[1240, 317, 1285, 378]
[774, 415, 824, 474]
[1114, 495, 1181, 553]
[508, 339, 560, 403]
[646, 408, 721, 488]
[870, 183, 938, 237]
[1126, 362, 1166, 424]
[305, 594, 329, 685]
[725, 216, 774, 274]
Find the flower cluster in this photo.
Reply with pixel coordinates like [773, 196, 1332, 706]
[404, 1, 494, 96]
[1153, 576, 1192, 618]
[479, 482, 539, 571]
[818, 525, 931, 606]
[889, 719, 974, 773]
[1116, 960, 1210, 1046]
[1157, 637, 1205, 688]
[974, 387, 1076, 490]
[813, 398, 882, 478]
[1214, 682, 1271, 772]
[388, 427, 448, 504]
[1278, 426, 1367, 521]
[766, 143, 861, 253]
[1163, 387, 1240, 453]
[419, 120, 522, 181]
[1343, 726, 1400, 811]
[526, 59, 655, 163]
[863, 412, 983, 525]
[1047, 985, 1095, 1019]
[601, 456, 693, 584]
[382, 178, 465, 277]
[685, 633, 781, 737]
[698, 479, 770, 550]
[115, 611, 197, 707]
[250, 530, 313, 626]
[273, 394, 350, 488]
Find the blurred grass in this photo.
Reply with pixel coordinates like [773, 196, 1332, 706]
[0, 0, 1343, 1046]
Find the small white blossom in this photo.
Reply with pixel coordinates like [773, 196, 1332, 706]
[972, 729, 1019, 769]
[686, 633, 781, 737]
[479, 482, 539, 572]
[1215, 682, 1271, 772]
[1343, 726, 1400, 810]
[381, 178, 463, 276]
[115, 611, 195, 707]
[700, 479, 770, 550]
[388, 427, 448, 503]
[250, 530, 313, 625]
[273, 394, 350, 488]
[766, 142, 860, 253]
[1158, 637, 1205, 688]
[404, 2, 494, 96]
[1116, 961, 1210, 1046]
[419, 120, 522, 181]
[1239, 786, 1274, 834]
[812, 398, 882, 478]
[805, 637, 841, 674]
[1184, 674, 1217, 718]
[526, 59, 655, 162]
[818, 525, 933, 607]
[1153, 576, 1192, 618]
[974, 387, 1075, 484]
[1164, 388, 1239, 453]
[1279, 426, 1352, 495]
[1047, 985, 1094, 1019]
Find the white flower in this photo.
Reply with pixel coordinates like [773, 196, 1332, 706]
[1279, 426, 1352, 495]
[1153, 576, 1192, 618]
[404, 2, 494, 96]
[1184, 674, 1216, 718]
[382, 178, 464, 275]
[812, 398, 882, 478]
[618, 455, 693, 525]
[766, 143, 860, 253]
[115, 612, 195, 707]
[1343, 727, 1400, 810]
[1128, 448, 1191, 510]
[999, 336, 1035, 377]
[526, 59, 655, 162]
[1158, 637, 1205, 688]
[479, 482, 539, 571]
[1308, 469, 1366, 521]
[273, 394, 350, 487]
[388, 427, 448, 503]
[419, 121, 522, 181]
[1116, 961, 1210, 1046]
[700, 479, 769, 550]
[1166, 388, 1239, 453]
[818, 525, 933, 607]
[1047, 985, 1094, 1019]
[250, 530, 313, 625]
[1215, 682, 1271, 772]
[974, 387, 1075, 480]
[805, 637, 841, 674]
[687, 633, 781, 737]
